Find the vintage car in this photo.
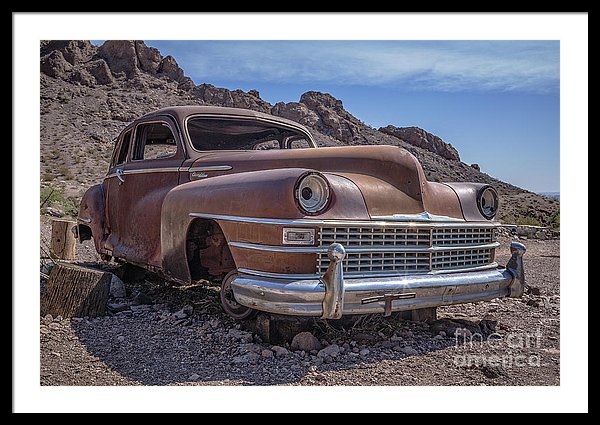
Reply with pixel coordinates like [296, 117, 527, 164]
[77, 106, 526, 320]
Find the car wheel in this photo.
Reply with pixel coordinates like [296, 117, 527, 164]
[220, 270, 257, 320]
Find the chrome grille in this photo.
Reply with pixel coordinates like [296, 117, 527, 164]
[320, 227, 431, 247]
[317, 225, 497, 276]
[431, 248, 493, 270]
[432, 228, 495, 246]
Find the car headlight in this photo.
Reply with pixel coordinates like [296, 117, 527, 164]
[478, 186, 499, 219]
[295, 172, 330, 215]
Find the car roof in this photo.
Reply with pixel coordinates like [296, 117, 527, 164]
[139, 105, 313, 136]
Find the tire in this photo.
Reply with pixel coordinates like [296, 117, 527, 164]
[220, 270, 257, 320]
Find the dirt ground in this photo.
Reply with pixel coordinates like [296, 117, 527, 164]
[40, 218, 560, 386]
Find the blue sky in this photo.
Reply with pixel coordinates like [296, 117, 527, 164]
[136, 40, 560, 192]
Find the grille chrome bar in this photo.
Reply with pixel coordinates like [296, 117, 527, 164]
[229, 241, 499, 254]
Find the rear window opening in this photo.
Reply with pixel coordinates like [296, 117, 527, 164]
[112, 129, 132, 166]
[187, 117, 313, 151]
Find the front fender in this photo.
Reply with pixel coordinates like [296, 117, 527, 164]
[160, 168, 368, 283]
[443, 182, 496, 221]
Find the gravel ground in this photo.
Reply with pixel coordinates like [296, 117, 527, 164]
[40, 217, 560, 386]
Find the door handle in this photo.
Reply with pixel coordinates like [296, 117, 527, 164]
[116, 168, 125, 184]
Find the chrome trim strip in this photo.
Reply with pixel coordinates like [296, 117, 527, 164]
[238, 268, 319, 280]
[229, 241, 500, 254]
[371, 212, 465, 222]
[238, 263, 499, 280]
[189, 212, 499, 228]
[185, 165, 233, 172]
[124, 167, 181, 175]
[231, 242, 322, 253]
[105, 167, 181, 179]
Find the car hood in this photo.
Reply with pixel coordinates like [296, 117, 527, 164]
[188, 145, 464, 219]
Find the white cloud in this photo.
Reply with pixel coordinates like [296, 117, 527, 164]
[178, 41, 559, 94]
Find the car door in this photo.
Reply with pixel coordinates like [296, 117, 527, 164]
[104, 116, 186, 267]
[103, 127, 133, 257]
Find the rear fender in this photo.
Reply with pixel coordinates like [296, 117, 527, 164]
[77, 184, 106, 252]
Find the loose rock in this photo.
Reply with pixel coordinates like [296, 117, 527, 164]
[290, 332, 321, 352]
[318, 344, 341, 358]
[481, 364, 507, 379]
[109, 274, 126, 298]
[271, 346, 290, 357]
[227, 328, 254, 343]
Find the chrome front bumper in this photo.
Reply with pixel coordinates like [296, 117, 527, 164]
[230, 241, 527, 319]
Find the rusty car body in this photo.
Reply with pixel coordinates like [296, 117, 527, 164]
[77, 106, 526, 319]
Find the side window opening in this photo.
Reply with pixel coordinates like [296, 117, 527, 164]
[112, 130, 132, 166]
[132, 122, 177, 161]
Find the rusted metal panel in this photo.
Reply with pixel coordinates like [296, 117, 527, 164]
[442, 182, 494, 221]
[229, 245, 316, 275]
[184, 145, 464, 220]
[423, 181, 465, 219]
[103, 115, 185, 266]
[77, 184, 106, 253]
[107, 160, 183, 266]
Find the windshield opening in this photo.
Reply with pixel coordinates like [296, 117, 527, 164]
[186, 117, 313, 151]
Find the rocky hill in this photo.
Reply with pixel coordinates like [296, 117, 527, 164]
[39, 40, 559, 225]
[378, 125, 460, 161]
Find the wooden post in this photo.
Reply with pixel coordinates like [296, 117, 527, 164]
[41, 263, 111, 318]
[50, 218, 77, 261]
[246, 313, 312, 344]
[410, 307, 437, 323]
